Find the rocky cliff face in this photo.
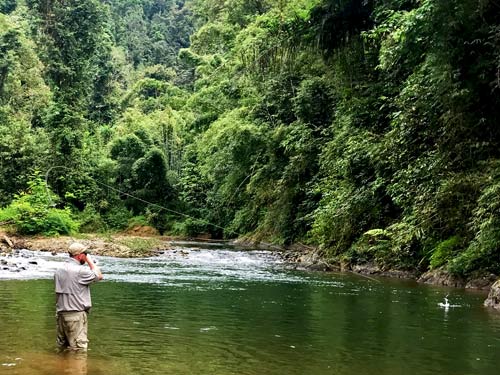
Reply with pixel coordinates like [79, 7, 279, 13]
[484, 280, 500, 310]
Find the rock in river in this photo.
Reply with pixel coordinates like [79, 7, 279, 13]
[484, 279, 500, 310]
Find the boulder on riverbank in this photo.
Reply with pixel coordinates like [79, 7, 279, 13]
[484, 280, 500, 310]
[280, 246, 339, 271]
[1, 234, 18, 253]
[418, 269, 466, 288]
[465, 273, 499, 290]
[418, 269, 499, 291]
[348, 263, 419, 279]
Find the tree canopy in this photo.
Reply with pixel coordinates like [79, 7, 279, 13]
[1, 0, 499, 278]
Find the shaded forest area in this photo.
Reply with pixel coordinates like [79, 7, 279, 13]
[0, 0, 499, 279]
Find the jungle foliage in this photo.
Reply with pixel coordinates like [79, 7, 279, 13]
[0, 0, 499, 278]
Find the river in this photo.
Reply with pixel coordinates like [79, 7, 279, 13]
[1, 241, 499, 375]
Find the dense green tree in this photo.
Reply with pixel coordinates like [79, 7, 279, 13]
[21, 0, 117, 213]
[0, 0, 17, 14]
[0, 11, 52, 204]
[311, 0, 500, 273]
[107, 0, 194, 68]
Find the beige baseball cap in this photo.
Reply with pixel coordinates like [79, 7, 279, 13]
[68, 242, 88, 256]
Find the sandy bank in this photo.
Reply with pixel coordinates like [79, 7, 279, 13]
[0, 227, 171, 258]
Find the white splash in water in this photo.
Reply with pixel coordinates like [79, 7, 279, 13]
[0, 247, 346, 289]
[0, 250, 66, 279]
[200, 326, 217, 332]
[164, 325, 180, 330]
[438, 295, 461, 310]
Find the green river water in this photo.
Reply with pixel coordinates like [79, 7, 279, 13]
[0, 243, 499, 375]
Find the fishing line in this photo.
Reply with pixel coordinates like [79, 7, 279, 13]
[349, 271, 382, 283]
[44, 167, 387, 280]
[44, 162, 392, 240]
[44, 165, 238, 236]
[226, 150, 265, 206]
[93, 179, 234, 235]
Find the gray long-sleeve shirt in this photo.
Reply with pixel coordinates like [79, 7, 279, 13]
[54, 258, 100, 313]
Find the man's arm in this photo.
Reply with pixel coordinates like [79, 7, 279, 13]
[85, 254, 103, 280]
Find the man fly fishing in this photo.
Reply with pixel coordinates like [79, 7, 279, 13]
[54, 242, 103, 351]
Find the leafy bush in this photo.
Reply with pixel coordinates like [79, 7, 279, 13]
[448, 229, 500, 277]
[227, 206, 259, 237]
[384, 221, 426, 270]
[170, 217, 211, 237]
[347, 229, 392, 265]
[0, 174, 78, 235]
[77, 204, 106, 233]
[449, 177, 500, 276]
[144, 208, 171, 235]
[429, 236, 461, 269]
[346, 223, 425, 271]
[117, 237, 161, 255]
[312, 185, 382, 256]
[102, 205, 133, 230]
[127, 215, 149, 228]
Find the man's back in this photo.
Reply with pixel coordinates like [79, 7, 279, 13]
[55, 259, 98, 313]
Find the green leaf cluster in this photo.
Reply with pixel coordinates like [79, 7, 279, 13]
[0, 173, 78, 235]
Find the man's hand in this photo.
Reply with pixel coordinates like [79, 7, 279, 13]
[84, 254, 103, 280]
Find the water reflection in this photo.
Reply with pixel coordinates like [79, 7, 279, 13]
[56, 352, 87, 375]
[0, 352, 87, 375]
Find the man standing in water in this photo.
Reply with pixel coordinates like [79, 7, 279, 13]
[54, 242, 103, 351]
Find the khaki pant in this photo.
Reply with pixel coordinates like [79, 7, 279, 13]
[56, 311, 89, 351]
